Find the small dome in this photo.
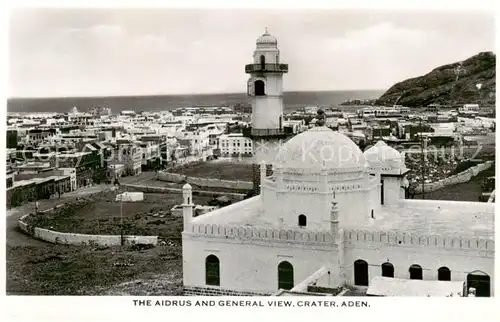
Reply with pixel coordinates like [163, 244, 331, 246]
[274, 127, 366, 172]
[364, 141, 403, 168]
[256, 28, 278, 46]
[182, 183, 192, 190]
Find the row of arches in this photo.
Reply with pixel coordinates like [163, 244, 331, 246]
[204, 256, 490, 297]
[205, 255, 295, 290]
[355, 261, 451, 283]
[354, 260, 490, 297]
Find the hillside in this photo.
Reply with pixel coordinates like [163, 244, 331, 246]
[376, 52, 496, 107]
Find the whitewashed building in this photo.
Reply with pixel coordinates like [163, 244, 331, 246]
[181, 30, 494, 298]
[218, 133, 253, 157]
[182, 126, 494, 297]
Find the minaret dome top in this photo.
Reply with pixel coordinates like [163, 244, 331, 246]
[256, 27, 278, 46]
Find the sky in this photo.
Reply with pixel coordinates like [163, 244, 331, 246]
[8, 8, 495, 98]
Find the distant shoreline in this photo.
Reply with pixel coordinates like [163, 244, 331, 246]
[7, 89, 384, 101]
[7, 90, 384, 114]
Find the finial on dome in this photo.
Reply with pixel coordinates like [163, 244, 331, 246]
[264, 27, 269, 34]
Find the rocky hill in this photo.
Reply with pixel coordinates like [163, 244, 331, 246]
[376, 52, 495, 107]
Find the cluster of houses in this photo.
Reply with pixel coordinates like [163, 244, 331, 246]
[6, 101, 494, 209]
[283, 104, 494, 147]
[5, 106, 224, 208]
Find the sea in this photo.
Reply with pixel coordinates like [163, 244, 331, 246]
[6, 90, 383, 114]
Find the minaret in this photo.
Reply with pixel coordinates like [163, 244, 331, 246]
[260, 161, 267, 187]
[182, 183, 194, 231]
[245, 28, 290, 194]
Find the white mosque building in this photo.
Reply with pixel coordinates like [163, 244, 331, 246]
[181, 30, 494, 297]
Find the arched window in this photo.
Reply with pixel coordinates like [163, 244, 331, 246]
[260, 55, 266, 69]
[298, 214, 307, 227]
[381, 262, 394, 278]
[467, 270, 490, 297]
[254, 80, 265, 96]
[438, 267, 451, 281]
[205, 255, 220, 286]
[409, 264, 423, 280]
[354, 259, 369, 286]
[380, 179, 385, 205]
[278, 261, 294, 290]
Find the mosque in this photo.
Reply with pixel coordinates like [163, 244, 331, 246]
[181, 29, 494, 297]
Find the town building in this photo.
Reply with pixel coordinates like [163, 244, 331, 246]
[218, 133, 253, 157]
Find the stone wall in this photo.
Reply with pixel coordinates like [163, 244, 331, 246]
[343, 229, 494, 252]
[166, 160, 205, 172]
[188, 223, 338, 246]
[186, 177, 252, 190]
[187, 223, 494, 252]
[157, 171, 253, 191]
[157, 172, 186, 183]
[121, 183, 246, 199]
[414, 161, 493, 194]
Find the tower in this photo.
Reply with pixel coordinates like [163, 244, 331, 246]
[245, 28, 290, 194]
[364, 141, 410, 206]
[182, 183, 194, 231]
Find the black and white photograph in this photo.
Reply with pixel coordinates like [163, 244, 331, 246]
[4, 1, 496, 310]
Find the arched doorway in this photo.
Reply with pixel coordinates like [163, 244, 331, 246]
[278, 261, 294, 290]
[354, 260, 369, 286]
[437, 267, 451, 281]
[254, 80, 265, 96]
[381, 262, 394, 278]
[205, 255, 220, 286]
[467, 271, 490, 297]
[409, 264, 423, 280]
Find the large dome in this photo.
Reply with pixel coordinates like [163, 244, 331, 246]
[364, 141, 404, 168]
[274, 127, 366, 172]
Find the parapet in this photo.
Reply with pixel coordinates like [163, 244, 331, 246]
[188, 223, 338, 246]
[343, 229, 494, 253]
[185, 223, 494, 253]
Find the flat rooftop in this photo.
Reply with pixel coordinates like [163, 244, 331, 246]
[356, 199, 494, 239]
[11, 175, 70, 188]
[192, 196, 270, 226]
[192, 197, 494, 239]
[367, 276, 465, 297]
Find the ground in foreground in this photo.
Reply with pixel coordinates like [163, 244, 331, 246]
[6, 243, 183, 295]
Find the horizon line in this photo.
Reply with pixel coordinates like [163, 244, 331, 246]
[7, 89, 385, 100]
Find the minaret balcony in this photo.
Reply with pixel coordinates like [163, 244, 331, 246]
[242, 126, 294, 139]
[245, 63, 289, 74]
